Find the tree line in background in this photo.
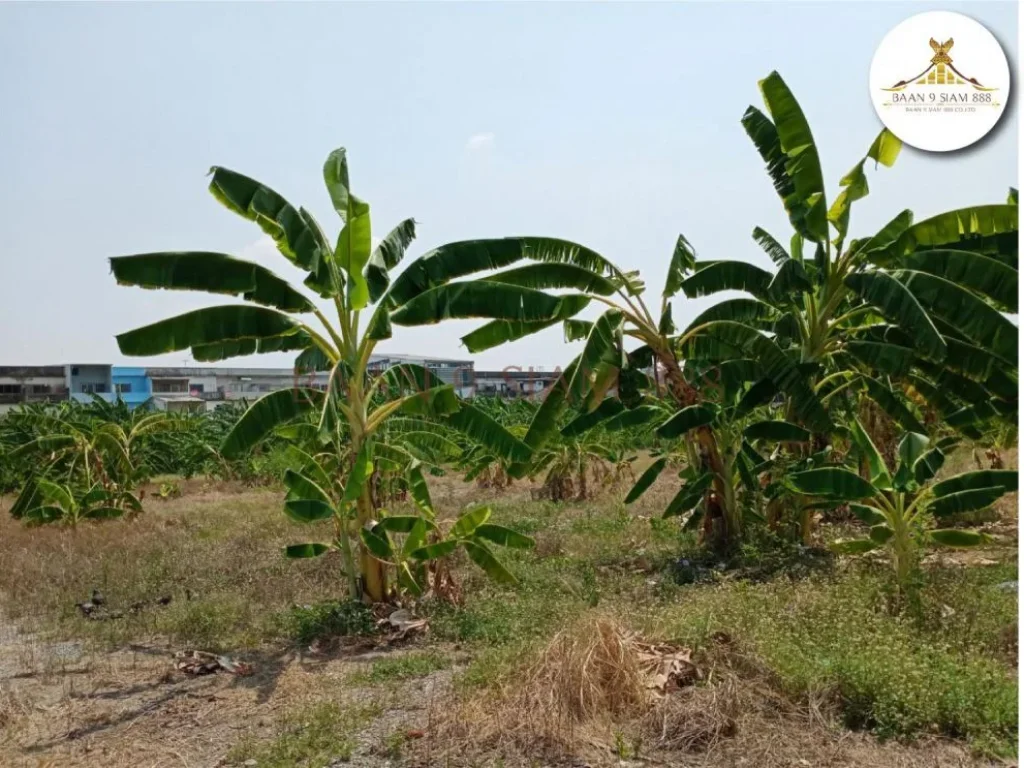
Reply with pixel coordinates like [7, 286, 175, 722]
[4, 71, 1018, 608]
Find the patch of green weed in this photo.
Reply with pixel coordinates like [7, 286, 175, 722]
[656, 569, 1017, 753]
[350, 651, 451, 685]
[228, 701, 380, 767]
[277, 600, 376, 645]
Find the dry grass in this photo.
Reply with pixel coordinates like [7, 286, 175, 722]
[0, 462, 1014, 767]
[0, 486, 343, 649]
[423, 616, 994, 767]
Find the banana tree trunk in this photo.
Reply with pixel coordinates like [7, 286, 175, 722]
[357, 490, 388, 602]
[658, 354, 740, 549]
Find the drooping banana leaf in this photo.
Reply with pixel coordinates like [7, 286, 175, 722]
[221, 388, 324, 459]
[116, 306, 302, 357]
[110, 252, 316, 312]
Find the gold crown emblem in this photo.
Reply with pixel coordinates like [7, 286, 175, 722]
[883, 37, 995, 91]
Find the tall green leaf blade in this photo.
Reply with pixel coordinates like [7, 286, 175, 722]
[657, 405, 717, 438]
[116, 306, 300, 357]
[335, 200, 372, 309]
[741, 105, 818, 240]
[408, 464, 435, 518]
[681, 261, 774, 300]
[446, 404, 532, 464]
[932, 470, 1017, 498]
[365, 218, 417, 304]
[323, 147, 353, 219]
[625, 458, 667, 504]
[758, 71, 828, 241]
[565, 310, 625, 406]
[484, 263, 617, 295]
[663, 473, 713, 518]
[895, 270, 1017, 362]
[284, 543, 331, 558]
[109, 252, 315, 312]
[452, 505, 492, 538]
[752, 227, 791, 266]
[664, 234, 697, 297]
[193, 332, 312, 363]
[387, 237, 619, 308]
[474, 524, 535, 549]
[903, 249, 1017, 312]
[927, 529, 986, 547]
[208, 166, 335, 296]
[849, 417, 892, 487]
[461, 295, 590, 353]
[862, 376, 927, 434]
[844, 272, 945, 361]
[874, 204, 1018, 263]
[788, 468, 876, 500]
[342, 442, 374, 504]
[221, 388, 324, 459]
[284, 499, 335, 523]
[687, 298, 778, 332]
[391, 282, 581, 326]
[463, 540, 517, 584]
[284, 469, 333, 506]
[698, 321, 831, 431]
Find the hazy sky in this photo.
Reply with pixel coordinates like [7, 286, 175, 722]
[1, 2, 1017, 371]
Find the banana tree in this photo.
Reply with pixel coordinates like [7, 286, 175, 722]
[455, 236, 830, 548]
[11, 477, 140, 527]
[789, 422, 1017, 595]
[682, 72, 1018, 445]
[91, 412, 181, 489]
[109, 147, 618, 601]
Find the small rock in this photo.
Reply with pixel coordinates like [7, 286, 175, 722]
[995, 581, 1018, 593]
[243, 760, 257, 767]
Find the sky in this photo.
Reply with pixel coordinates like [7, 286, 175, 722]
[0, 1, 1017, 372]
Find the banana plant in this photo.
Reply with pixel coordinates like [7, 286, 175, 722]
[11, 478, 140, 527]
[789, 421, 1017, 593]
[110, 147, 615, 601]
[531, 429, 637, 502]
[360, 481, 534, 594]
[683, 71, 1017, 444]
[91, 412, 182, 489]
[458, 236, 832, 548]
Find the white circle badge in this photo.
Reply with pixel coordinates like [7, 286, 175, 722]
[869, 11, 1010, 152]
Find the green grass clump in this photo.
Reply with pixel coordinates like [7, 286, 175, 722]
[228, 701, 380, 767]
[656, 567, 1017, 753]
[350, 651, 451, 685]
[278, 600, 376, 645]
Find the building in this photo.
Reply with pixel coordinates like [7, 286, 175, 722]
[112, 367, 154, 409]
[366, 353, 474, 395]
[67, 364, 114, 403]
[0, 354, 477, 413]
[0, 366, 68, 414]
[471, 369, 561, 398]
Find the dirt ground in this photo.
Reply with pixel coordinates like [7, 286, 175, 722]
[0, 621, 1001, 768]
[0, 461, 1016, 768]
